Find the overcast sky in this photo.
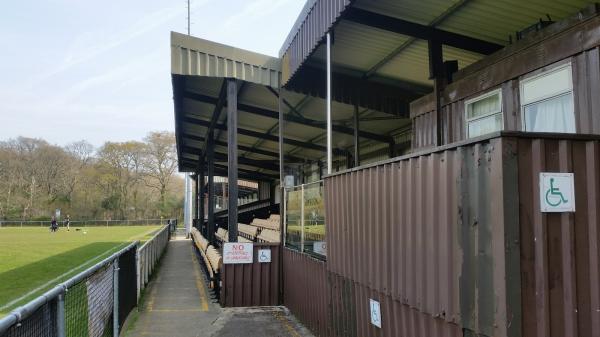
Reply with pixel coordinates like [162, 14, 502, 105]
[0, 0, 305, 147]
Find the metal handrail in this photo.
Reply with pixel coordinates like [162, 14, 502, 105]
[136, 225, 171, 300]
[0, 241, 138, 334]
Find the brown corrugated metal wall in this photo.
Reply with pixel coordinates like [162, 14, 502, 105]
[282, 133, 600, 337]
[283, 248, 329, 336]
[324, 137, 520, 337]
[221, 243, 280, 307]
[284, 136, 524, 337]
[513, 136, 600, 337]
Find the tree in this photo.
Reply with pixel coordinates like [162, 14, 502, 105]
[96, 141, 146, 219]
[63, 141, 94, 205]
[0, 131, 183, 221]
[143, 131, 177, 214]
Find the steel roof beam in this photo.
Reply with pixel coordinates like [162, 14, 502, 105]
[183, 116, 349, 156]
[181, 159, 277, 181]
[344, 7, 503, 55]
[182, 146, 279, 172]
[363, 0, 472, 78]
[201, 80, 227, 159]
[184, 90, 393, 143]
[214, 164, 278, 180]
[182, 133, 304, 162]
[241, 95, 311, 161]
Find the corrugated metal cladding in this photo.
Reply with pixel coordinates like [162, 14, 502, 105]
[513, 136, 600, 337]
[283, 136, 523, 337]
[281, 0, 351, 85]
[324, 136, 519, 337]
[283, 133, 600, 337]
[283, 249, 329, 336]
[171, 32, 280, 88]
[411, 7, 600, 150]
[221, 243, 280, 307]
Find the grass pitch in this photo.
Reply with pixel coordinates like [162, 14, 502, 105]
[0, 225, 160, 315]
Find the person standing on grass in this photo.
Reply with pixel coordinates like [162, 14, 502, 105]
[50, 216, 58, 233]
[64, 214, 71, 231]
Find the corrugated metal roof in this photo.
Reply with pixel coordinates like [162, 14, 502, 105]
[280, 0, 351, 85]
[280, 0, 597, 87]
[171, 32, 281, 88]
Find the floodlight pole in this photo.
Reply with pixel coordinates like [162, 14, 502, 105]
[187, 0, 191, 35]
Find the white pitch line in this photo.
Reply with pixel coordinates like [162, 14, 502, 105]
[0, 227, 159, 312]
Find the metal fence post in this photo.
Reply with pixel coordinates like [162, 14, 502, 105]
[113, 258, 120, 337]
[135, 248, 141, 303]
[57, 292, 66, 337]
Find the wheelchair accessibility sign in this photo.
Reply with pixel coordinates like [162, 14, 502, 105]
[540, 173, 575, 212]
[258, 249, 271, 263]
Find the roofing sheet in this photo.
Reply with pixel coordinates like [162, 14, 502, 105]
[280, 0, 597, 87]
[172, 32, 280, 88]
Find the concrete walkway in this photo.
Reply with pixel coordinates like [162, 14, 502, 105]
[125, 236, 313, 337]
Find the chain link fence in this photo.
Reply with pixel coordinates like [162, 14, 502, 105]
[0, 225, 171, 337]
[0, 219, 172, 228]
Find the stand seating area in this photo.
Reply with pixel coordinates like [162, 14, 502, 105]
[215, 214, 281, 245]
[215, 227, 252, 243]
[191, 228, 222, 289]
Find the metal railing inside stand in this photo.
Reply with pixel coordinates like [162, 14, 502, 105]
[137, 225, 171, 300]
[0, 225, 171, 337]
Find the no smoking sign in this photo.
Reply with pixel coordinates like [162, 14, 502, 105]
[223, 242, 254, 264]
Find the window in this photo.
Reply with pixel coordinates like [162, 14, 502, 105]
[465, 89, 503, 138]
[284, 180, 326, 259]
[520, 63, 575, 133]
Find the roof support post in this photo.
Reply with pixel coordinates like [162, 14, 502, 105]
[279, 87, 284, 186]
[192, 170, 200, 227]
[326, 31, 332, 175]
[199, 156, 205, 230]
[227, 79, 238, 243]
[207, 131, 215, 243]
[353, 103, 360, 167]
[277, 79, 286, 304]
[428, 40, 445, 147]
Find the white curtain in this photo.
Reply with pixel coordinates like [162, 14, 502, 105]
[524, 93, 575, 133]
[468, 113, 502, 138]
[468, 93, 500, 119]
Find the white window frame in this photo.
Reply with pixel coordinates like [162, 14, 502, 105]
[519, 63, 575, 132]
[464, 89, 503, 138]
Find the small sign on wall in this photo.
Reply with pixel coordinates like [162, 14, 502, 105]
[223, 243, 254, 264]
[313, 241, 327, 256]
[539, 173, 575, 213]
[370, 299, 382, 328]
[258, 249, 271, 263]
